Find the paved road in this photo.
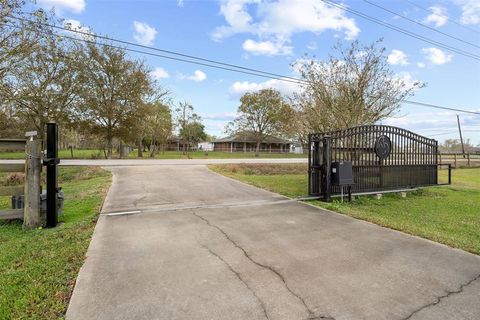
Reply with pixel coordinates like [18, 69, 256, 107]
[67, 165, 480, 320]
[0, 158, 307, 166]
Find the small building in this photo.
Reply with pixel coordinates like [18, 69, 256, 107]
[290, 142, 305, 154]
[198, 141, 214, 152]
[213, 132, 291, 153]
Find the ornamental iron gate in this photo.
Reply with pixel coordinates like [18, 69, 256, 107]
[308, 125, 447, 201]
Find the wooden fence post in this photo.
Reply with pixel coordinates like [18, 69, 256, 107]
[467, 154, 471, 167]
[23, 137, 41, 229]
[454, 153, 457, 168]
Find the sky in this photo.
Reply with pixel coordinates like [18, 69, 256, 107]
[34, 0, 480, 144]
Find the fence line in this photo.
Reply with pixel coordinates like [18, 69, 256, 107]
[439, 153, 480, 168]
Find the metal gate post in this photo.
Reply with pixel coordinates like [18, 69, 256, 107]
[44, 123, 60, 228]
[308, 135, 312, 195]
[322, 136, 332, 202]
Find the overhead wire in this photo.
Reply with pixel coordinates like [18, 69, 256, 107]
[403, 0, 480, 36]
[321, 0, 480, 61]
[3, 15, 480, 116]
[361, 0, 480, 50]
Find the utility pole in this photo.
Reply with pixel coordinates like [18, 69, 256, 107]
[457, 115, 466, 158]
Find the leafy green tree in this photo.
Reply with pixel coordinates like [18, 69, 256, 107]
[229, 88, 294, 156]
[1, 9, 81, 136]
[76, 43, 151, 158]
[145, 102, 173, 157]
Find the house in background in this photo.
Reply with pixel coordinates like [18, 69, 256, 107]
[212, 131, 291, 153]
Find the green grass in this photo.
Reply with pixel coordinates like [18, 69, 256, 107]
[0, 149, 306, 160]
[209, 164, 480, 255]
[0, 167, 112, 319]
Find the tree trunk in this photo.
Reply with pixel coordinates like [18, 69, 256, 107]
[255, 141, 261, 157]
[137, 138, 143, 158]
[107, 137, 113, 159]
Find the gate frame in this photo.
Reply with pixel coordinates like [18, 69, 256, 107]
[308, 125, 449, 201]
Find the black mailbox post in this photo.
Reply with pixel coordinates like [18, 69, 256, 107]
[43, 123, 60, 228]
[331, 161, 353, 201]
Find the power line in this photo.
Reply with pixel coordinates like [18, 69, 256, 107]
[403, 101, 480, 115]
[9, 14, 309, 85]
[4, 18, 480, 116]
[403, 0, 480, 36]
[362, 0, 480, 50]
[321, 0, 480, 61]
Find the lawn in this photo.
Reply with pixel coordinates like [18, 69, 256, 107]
[0, 167, 112, 319]
[0, 149, 306, 160]
[209, 164, 480, 255]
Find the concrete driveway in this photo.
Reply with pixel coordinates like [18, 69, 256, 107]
[67, 165, 480, 320]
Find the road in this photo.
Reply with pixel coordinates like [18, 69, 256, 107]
[0, 158, 307, 166]
[66, 165, 480, 320]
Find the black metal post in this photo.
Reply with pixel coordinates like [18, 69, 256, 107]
[448, 164, 451, 185]
[308, 134, 312, 195]
[322, 136, 332, 202]
[45, 123, 59, 228]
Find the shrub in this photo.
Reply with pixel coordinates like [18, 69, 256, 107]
[5, 172, 25, 186]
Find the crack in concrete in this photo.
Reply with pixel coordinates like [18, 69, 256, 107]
[402, 272, 480, 320]
[201, 245, 270, 320]
[192, 211, 335, 320]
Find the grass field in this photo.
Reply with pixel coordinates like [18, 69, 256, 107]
[0, 167, 111, 319]
[0, 149, 306, 160]
[209, 164, 480, 255]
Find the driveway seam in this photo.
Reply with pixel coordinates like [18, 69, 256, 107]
[402, 273, 480, 320]
[192, 210, 335, 320]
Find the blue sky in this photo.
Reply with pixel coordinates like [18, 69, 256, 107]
[36, 0, 480, 144]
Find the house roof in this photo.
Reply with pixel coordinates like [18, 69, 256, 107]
[213, 132, 290, 144]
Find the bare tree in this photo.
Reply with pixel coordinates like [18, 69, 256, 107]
[175, 102, 205, 156]
[291, 40, 425, 149]
[228, 88, 294, 156]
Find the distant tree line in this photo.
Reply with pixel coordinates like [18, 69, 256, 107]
[0, 0, 206, 158]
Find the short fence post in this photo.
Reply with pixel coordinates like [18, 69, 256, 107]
[454, 153, 457, 168]
[23, 137, 41, 229]
[467, 154, 471, 167]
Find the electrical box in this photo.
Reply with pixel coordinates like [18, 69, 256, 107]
[331, 161, 353, 186]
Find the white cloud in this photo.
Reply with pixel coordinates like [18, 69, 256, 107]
[422, 47, 453, 65]
[423, 6, 448, 27]
[212, 0, 360, 55]
[177, 0, 184, 7]
[229, 78, 300, 98]
[457, 0, 480, 25]
[387, 49, 409, 65]
[242, 39, 292, 56]
[133, 21, 157, 46]
[63, 19, 94, 40]
[150, 67, 170, 80]
[38, 0, 85, 13]
[417, 62, 426, 68]
[179, 70, 207, 82]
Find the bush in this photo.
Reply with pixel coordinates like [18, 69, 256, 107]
[5, 172, 25, 186]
